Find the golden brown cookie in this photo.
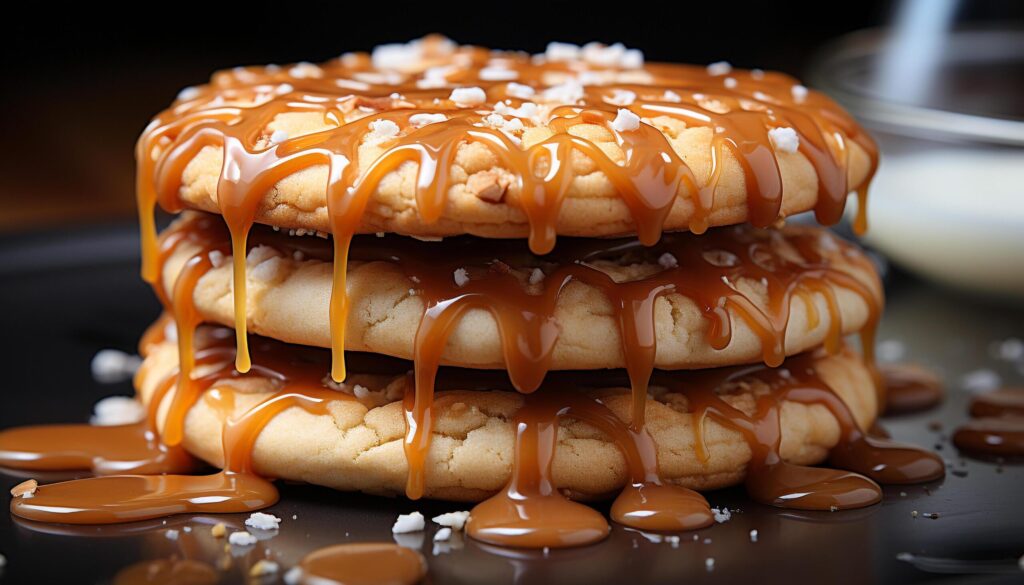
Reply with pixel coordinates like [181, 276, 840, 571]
[137, 330, 877, 501]
[139, 36, 877, 258]
[157, 213, 882, 372]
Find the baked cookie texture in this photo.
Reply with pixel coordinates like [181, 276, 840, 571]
[137, 336, 877, 501]
[143, 36, 877, 242]
[175, 122, 873, 240]
[158, 220, 882, 371]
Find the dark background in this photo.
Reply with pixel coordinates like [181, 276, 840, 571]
[1, 0, 1018, 233]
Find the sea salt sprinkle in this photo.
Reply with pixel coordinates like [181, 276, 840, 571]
[392, 512, 425, 534]
[449, 87, 487, 107]
[90, 396, 145, 426]
[228, 531, 258, 547]
[90, 349, 143, 384]
[768, 127, 800, 153]
[245, 512, 282, 531]
[611, 109, 641, 132]
[432, 511, 471, 531]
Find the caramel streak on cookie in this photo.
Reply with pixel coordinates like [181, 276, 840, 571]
[136, 36, 878, 383]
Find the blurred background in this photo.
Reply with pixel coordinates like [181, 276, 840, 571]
[1, 0, 1022, 296]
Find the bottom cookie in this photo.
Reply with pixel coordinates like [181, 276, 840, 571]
[136, 323, 879, 502]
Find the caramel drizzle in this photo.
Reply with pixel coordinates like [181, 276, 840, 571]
[680, 353, 944, 510]
[6, 324, 941, 530]
[467, 389, 714, 549]
[157, 213, 882, 498]
[136, 42, 878, 388]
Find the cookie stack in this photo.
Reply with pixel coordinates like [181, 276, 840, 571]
[129, 36, 936, 548]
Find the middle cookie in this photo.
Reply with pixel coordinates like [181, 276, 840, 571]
[157, 212, 882, 373]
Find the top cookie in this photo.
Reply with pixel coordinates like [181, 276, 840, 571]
[138, 35, 877, 257]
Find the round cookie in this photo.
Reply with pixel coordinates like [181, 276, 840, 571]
[158, 213, 882, 372]
[137, 331, 877, 501]
[141, 37, 877, 251]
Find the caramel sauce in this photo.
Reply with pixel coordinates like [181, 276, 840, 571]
[297, 542, 427, 585]
[0, 422, 195, 476]
[468, 390, 713, 549]
[136, 39, 878, 391]
[159, 212, 882, 499]
[880, 363, 944, 415]
[952, 417, 1024, 458]
[968, 388, 1024, 418]
[682, 353, 943, 510]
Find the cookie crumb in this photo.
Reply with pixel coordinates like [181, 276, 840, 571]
[10, 479, 37, 499]
[212, 523, 227, 538]
[249, 559, 279, 577]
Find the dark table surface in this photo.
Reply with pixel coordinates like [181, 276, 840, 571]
[0, 223, 1022, 585]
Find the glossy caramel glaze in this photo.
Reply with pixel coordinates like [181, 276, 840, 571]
[952, 417, 1024, 458]
[297, 543, 427, 585]
[157, 212, 882, 498]
[136, 37, 878, 383]
[968, 388, 1024, 418]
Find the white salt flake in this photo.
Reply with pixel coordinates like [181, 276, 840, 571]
[366, 119, 400, 144]
[611, 109, 641, 132]
[544, 42, 581, 62]
[658, 253, 678, 269]
[529, 268, 545, 285]
[432, 511, 470, 531]
[707, 61, 732, 76]
[176, 86, 201, 101]
[353, 384, 370, 400]
[372, 42, 423, 70]
[506, 82, 536, 99]
[724, 77, 738, 89]
[449, 87, 487, 107]
[541, 80, 584, 104]
[91, 396, 145, 426]
[289, 62, 322, 79]
[493, 101, 539, 121]
[750, 529, 759, 542]
[791, 84, 809, 102]
[453, 268, 470, 287]
[479, 67, 518, 81]
[209, 250, 226, 268]
[246, 245, 278, 265]
[768, 127, 800, 153]
[245, 512, 282, 531]
[165, 529, 179, 540]
[409, 113, 448, 127]
[434, 527, 453, 542]
[662, 90, 682, 103]
[91, 349, 143, 384]
[269, 130, 289, 144]
[705, 557, 716, 571]
[711, 507, 732, 523]
[392, 512, 425, 534]
[606, 89, 636, 106]
[228, 531, 258, 547]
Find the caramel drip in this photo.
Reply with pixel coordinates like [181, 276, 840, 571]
[683, 353, 943, 510]
[159, 214, 882, 498]
[968, 388, 1024, 418]
[7, 328, 360, 525]
[880, 363, 944, 416]
[467, 390, 713, 549]
[137, 43, 879, 387]
[952, 417, 1024, 458]
[297, 543, 427, 585]
[954, 388, 1024, 458]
